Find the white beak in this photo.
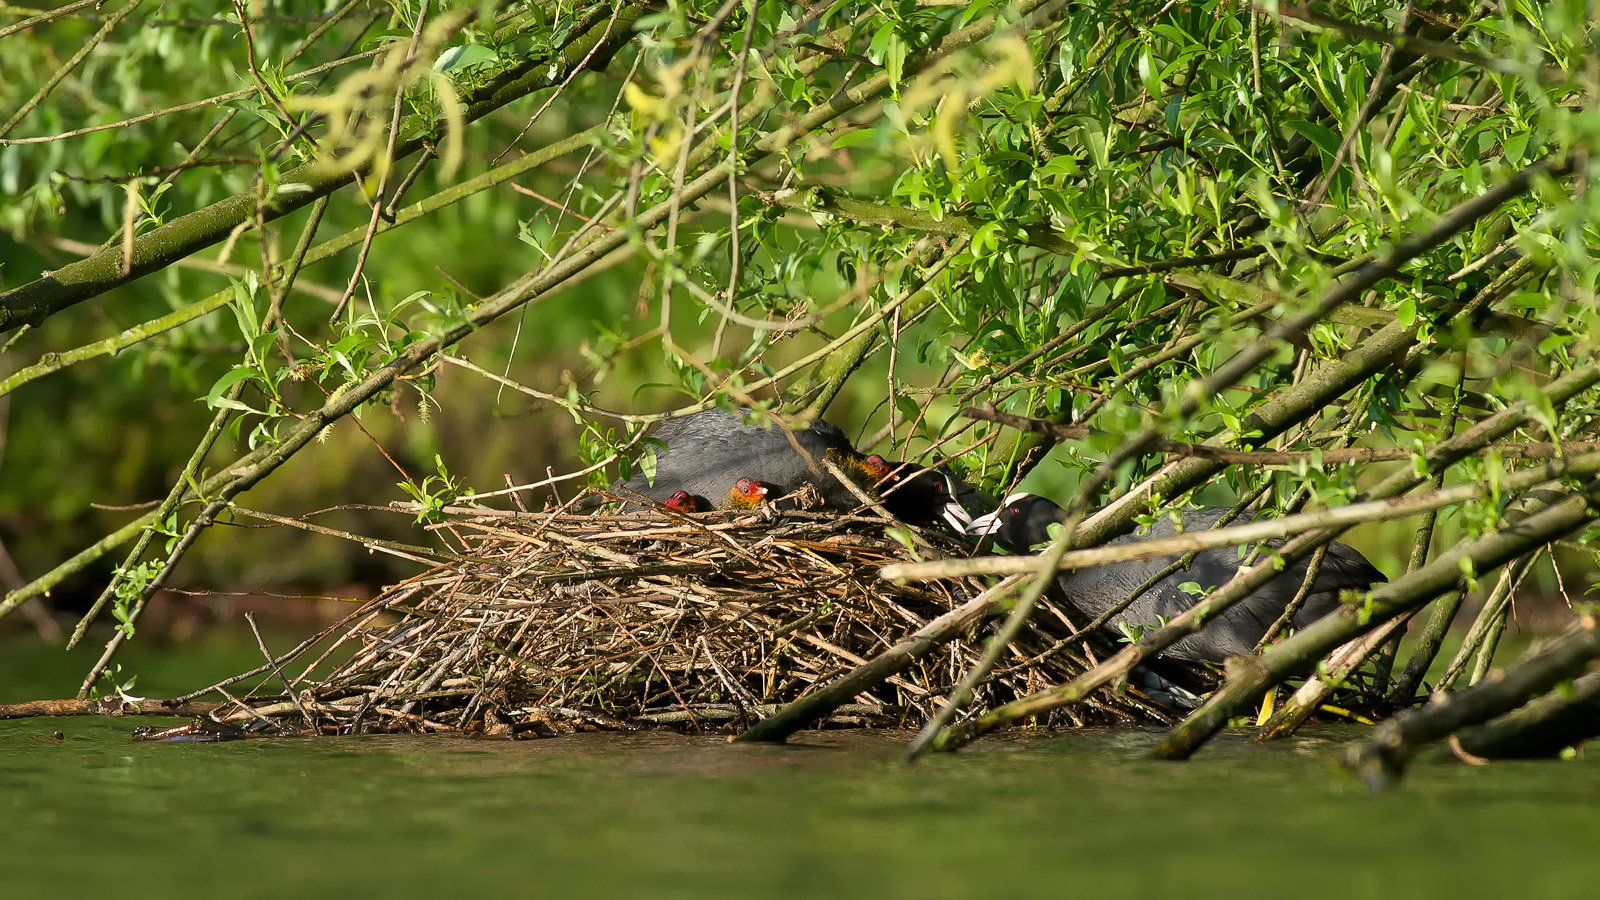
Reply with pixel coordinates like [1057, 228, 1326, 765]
[965, 510, 1001, 537]
[966, 492, 1028, 537]
[939, 501, 972, 532]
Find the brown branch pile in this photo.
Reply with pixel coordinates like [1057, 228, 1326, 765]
[202, 502, 1192, 737]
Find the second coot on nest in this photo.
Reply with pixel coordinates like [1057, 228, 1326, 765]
[969, 493, 1385, 664]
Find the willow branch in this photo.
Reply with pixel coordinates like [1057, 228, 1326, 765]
[56, 0, 1059, 677]
[1270, 4, 1547, 80]
[0, 125, 604, 400]
[0, 0, 101, 42]
[962, 407, 1598, 466]
[1453, 666, 1600, 760]
[882, 447, 1600, 582]
[1343, 614, 1600, 792]
[1074, 253, 1551, 549]
[926, 360, 1600, 753]
[0, 0, 144, 139]
[0, 8, 639, 332]
[1155, 488, 1600, 761]
[64, 377, 247, 652]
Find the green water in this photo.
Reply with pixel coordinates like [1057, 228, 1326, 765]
[3, 636, 1597, 898]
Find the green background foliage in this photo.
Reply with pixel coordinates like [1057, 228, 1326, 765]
[1, 0, 1595, 651]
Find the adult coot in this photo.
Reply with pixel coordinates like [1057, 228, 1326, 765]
[613, 409, 866, 508]
[875, 461, 996, 532]
[967, 493, 1384, 664]
[613, 410, 974, 530]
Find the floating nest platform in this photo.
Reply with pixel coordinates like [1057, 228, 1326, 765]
[191, 501, 1200, 738]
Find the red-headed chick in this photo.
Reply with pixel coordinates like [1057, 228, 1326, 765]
[664, 491, 702, 513]
[722, 477, 770, 510]
[860, 454, 895, 487]
[829, 450, 894, 494]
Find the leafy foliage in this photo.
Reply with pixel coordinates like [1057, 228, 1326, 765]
[0, 1, 1597, 703]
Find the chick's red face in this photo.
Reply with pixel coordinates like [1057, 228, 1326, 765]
[665, 491, 697, 512]
[861, 455, 894, 482]
[734, 478, 767, 500]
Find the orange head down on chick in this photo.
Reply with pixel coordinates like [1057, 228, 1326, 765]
[859, 454, 894, 486]
[826, 449, 897, 497]
[722, 478, 769, 510]
[664, 490, 702, 513]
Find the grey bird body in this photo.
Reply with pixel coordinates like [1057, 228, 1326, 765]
[607, 409, 980, 530]
[971, 496, 1384, 664]
[614, 409, 864, 510]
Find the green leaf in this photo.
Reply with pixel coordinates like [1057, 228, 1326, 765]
[1396, 294, 1417, 330]
[867, 24, 906, 92]
[1538, 333, 1572, 355]
[1036, 155, 1080, 178]
[831, 128, 877, 149]
[205, 367, 255, 410]
[229, 278, 259, 341]
[1138, 47, 1161, 100]
[1503, 132, 1529, 165]
[1285, 120, 1341, 161]
[434, 44, 499, 73]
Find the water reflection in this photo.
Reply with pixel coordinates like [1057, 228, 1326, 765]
[3, 718, 1598, 897]
[2, 635, 1597, 897]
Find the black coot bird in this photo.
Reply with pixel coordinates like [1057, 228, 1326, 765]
[612, 409, 859, 508]
[877, 462, 995, 532]
[968, 493, 1384, 664]
[611, 409, 976, 529]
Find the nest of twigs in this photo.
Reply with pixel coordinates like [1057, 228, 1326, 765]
[196, 498, 1203, 737]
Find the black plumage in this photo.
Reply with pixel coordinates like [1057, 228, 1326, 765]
[612, 409, 874, 510]
[969, 494, 1385, 664]
[879, 463, 995, 531]
[608, 410, 981, 531]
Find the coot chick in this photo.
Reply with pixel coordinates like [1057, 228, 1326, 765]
[657, 481, 766, 514]
[968, 493, 1384, 664]
[722, 477, 770, 510]
[664, 490, 701, 513]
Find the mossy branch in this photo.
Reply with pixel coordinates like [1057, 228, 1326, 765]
[1453, 666, 1600, 760]
[1343, 614, 1600, 792]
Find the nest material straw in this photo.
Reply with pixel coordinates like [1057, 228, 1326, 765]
[205, 500, 1192, 736]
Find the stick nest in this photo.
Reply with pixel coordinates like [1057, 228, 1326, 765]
[209, 502, 1196, 737]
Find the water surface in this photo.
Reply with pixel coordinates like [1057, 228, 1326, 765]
[2, 636, 1594, 898]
